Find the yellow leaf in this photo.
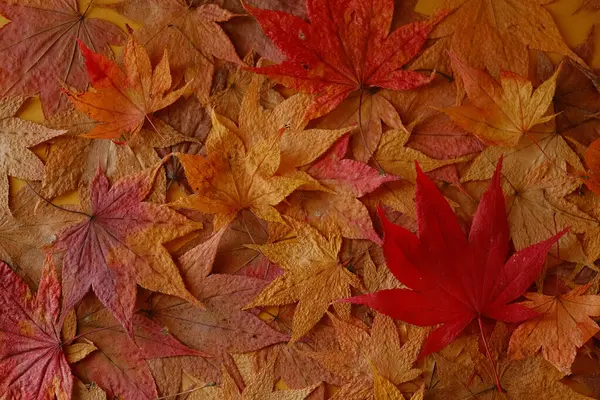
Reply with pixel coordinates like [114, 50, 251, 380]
[508, 285, 600, 374]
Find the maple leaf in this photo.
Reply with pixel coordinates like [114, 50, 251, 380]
[0, 0, 125, 116]
[73, 379, 106, 400]
[313, 89, 405, 162]
[583, 138, 600, 194]
[205, 210, 284, 278]
[374, 124, 473, 182]
[508, 284, 600, 374]
[442, 54, 561, 148]
[172, 76, 348, 230]
[430, 325, 593, 399]
[346, 159, 564, 356]
[232, 321, 340, 400]
[50, 166, 203, 336]
[307, 313, 424, 400]
[245, 219, 363, 342]
[537, 40, 600, 147]
[0, 258, 76, 399]
[414, 0, 583, 80]
[172, 113, 305, 230]
[136, 228, 288, 394]
[281, 134, 392, 244]
[153, 97, 211, 194]
[236, 75, 349, 173]
[184, 359, 320, 400]
[122, 0, 242, 101]
[464, 157, 591, 266]
[308, 134, 396, 197]
[72, 295, 205, 400]
[0, 96, 65, 213]
[40, 108, 172, 202]
[503, 164, 591, 266]
[65, 36, 187, 141]
[245, 0, 447, 120]
[209, 53, 285, 123]
[566, 188, 600, 264]
[0, 182, 78, 284]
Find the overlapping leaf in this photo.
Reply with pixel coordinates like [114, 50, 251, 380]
[246, 0, 446, 120]
[65, 36, 187, 142]
[50, 166, 203, 336]
[0, 0, 125, 116]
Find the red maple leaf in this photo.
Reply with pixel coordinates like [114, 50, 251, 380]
[346, 159, 566, 357]
[0, 259, 72, 399]
[245, 0, 447, 119]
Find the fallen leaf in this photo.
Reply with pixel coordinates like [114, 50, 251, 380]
[281, 134, 392, 244]
[41, 108, 169, 202]
[1, 182, 78, 285]
[245, 0, 446, 120]
[575, 0, 600, 13]
[416, 0, 583, 79]
[185, 358, 320, 400]
[237, 321, 339, 400]
[0, 96, 65, 213]
[382, 78, 482, 160]
[122, 0, 242, 101]
[0, 258, 73, 399]
[374, 124, 472, 181]
[65, 36, 186, 141]
[209, 53, 285, 123]
[443, 54, 561, 148]
[50, 166, 203, 336]
[313, 90, 404, 162]
[0, 0, 125, 116]
[308, 135, 396, 197]
[284, 191, 383, 244]
[505, 164, 591, 265]
[154, 97, 212, 194]
[172, 73, 349, 231]
[308, 313, 424, 400]
[246, 219, 363, 342]
[430, 328, 593, 399]
[346, 159, 564, 356]
[72, 295, 204, 400]
[508, 284, 600, 374]
[136, 229, 288, 393]
[73, 380, 107, 400]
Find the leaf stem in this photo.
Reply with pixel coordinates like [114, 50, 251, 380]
[414, 69, 454, 82]
[66, 326, 120, 344]
[155, 382, 216, 399]
[23, 180, 90, 218]
[477, 316, 503, 393]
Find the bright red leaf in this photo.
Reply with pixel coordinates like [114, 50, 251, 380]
[345, 159, 566, 357]
[0, 259, 73, 399]
[245, 0, 447, 119]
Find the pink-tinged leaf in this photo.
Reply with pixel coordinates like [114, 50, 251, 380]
[286, 191, 382, 245]
[73, 297, 205, 400]
[0, 0, 125, 116]
[51, 167, 202, 337]
[0, 260, 73, 399]
[307, 135, 397, 197]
